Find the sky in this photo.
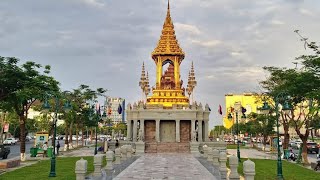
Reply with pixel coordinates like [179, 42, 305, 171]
[1, 0, 319, 129]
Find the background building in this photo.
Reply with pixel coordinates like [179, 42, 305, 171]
[105, 97, 125, 124]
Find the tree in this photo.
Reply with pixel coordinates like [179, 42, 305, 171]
[0, 58, 59, 161]
[260, 30, 320, 164]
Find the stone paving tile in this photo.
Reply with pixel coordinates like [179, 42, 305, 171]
[114, 153, 218, 180]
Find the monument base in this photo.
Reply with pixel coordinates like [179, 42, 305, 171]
[135, 141, 145, 155]
[190, 141, 200, 157]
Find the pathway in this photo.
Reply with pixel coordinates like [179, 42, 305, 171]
[114, 153, 218, 180]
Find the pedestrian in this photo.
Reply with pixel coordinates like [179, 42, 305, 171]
[115, 139, 119, 148]
[56, 141, 60, 155]
[42, 142, 48, 158]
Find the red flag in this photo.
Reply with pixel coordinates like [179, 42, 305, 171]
[218, 105, 222, 115]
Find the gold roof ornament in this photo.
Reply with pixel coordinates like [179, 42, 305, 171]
[151, 0, 185, 60]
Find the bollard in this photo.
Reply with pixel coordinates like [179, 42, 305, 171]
[93, 154, 103, 177]
[105, 150, 114, 170]
[121, 145, 127, 161]
[115, 148, 121, 165]
[75, 158, 87, 180]
[212, 149, 220, 167]
[126, 145, 132, 158]
[203, 146, 208, 158]
[207, 147, 213, 162]
[219, 152, 227, 180]
[243, 159, 255, 180]
[229, 155, 240, 180]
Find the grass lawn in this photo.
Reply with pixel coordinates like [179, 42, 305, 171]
[228, 158, 320, 180]
[0, 156, 106, 180]
[227, 144, 250, 149]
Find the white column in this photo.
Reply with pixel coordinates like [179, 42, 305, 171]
[198, 120, 203, 142]
[127, 120, 132, 141]
[176, 120, 180, 142]
[133, 120, 138, 142]
[191, 119, 196, 142]
[204, 120, 209, 142]
[156, 119, 160, 142]
[140, 119, 145, 141]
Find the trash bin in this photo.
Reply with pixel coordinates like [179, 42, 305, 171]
[242, 142, 246, 146]
[30, 147, 38, 157]
[47, 147, 53, 157]
[284, 149, 290, 159]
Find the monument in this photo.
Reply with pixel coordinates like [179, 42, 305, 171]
[126, 1, 226, 154]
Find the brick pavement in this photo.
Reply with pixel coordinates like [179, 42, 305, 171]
[114, 153, 218, 180]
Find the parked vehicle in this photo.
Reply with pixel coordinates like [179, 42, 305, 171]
[0, 144, 10, 159]
[3, 138, 18, 145]
[307, 142, 319, 154]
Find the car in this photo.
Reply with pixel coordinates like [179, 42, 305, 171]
[307, 142, 319, 154]
[3, 138, 17, 145]
[0, 144, 10, 159]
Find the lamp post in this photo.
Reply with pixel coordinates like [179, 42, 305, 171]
[42, 93, 72, 177]
[260, 93, 291, 180]
[88, 104, 106, 155]
[228, 102, 243, 163]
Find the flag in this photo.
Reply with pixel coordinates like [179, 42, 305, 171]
[223, 116, 234, 129]
[208, 106, 211, 111]
[118, 104, 122, 114]
[241, 107, 247, 114]
[108, 107, 112, 115]
[218, 105, 222, 115]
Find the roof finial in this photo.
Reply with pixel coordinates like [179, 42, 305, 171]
[168, 0, 170, 10]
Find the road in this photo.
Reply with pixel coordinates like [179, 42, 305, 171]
[1, 139, 87, 160]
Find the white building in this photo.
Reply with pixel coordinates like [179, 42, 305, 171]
[105, 97, 125, 124]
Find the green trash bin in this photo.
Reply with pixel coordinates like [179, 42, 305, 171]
[47, 147, 53, 157]
[30, 147, 38, 157]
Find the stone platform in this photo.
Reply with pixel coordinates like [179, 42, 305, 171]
[0, 159, 21, 169]
[113, 153, 218, 180]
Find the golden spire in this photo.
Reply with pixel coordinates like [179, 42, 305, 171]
[144, 71, 150, 96]
[151, 0, 185, 60]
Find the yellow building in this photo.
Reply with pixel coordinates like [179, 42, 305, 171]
[223, 93, 263, 129]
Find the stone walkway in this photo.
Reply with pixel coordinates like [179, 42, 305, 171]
[114, 153, 218, 180]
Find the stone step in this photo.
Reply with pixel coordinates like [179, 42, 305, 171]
[145, 142, 190, 153]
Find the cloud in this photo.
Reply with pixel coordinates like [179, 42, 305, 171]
[80, 0, 105, 7]
[175, 23, 201, 35]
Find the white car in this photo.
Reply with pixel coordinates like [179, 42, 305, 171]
[3, 138, 18, 145]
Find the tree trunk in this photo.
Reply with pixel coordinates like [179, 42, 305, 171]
[81, 126, 84, 147]
[90, 128, 93, 143]
[76, 125, 79, 147]
[283, 124, 290, 150]
[263, 135, 267, 152]
[69, 122, 73, 148]
[19, 114, 26, 161]
[64, 126, 69, 151]
[311, 129, 314, 141]
[301, 137, 309, 164]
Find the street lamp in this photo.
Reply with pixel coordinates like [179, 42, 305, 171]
[259, 92, 291, 180]
[228, 102, 243, 163]
[42, 93, 72, 177]
[88, 104, 106, 155]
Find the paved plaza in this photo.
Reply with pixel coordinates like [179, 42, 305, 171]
[114, 153, 218, 180]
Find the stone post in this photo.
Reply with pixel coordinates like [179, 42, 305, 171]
[75, 158, 87, 180]
[115, 148, 121, 165]
[156, 119, 160, 142]
[133, 120, 138, 142]
[93, 154, 103, 177]
[219, 152, 227, 180]
[212, 149, 220, 167]
[105, 150, 114, 170]
[120, 145, 127, 161]
[126, 145, 132, 158]
[176, 120, 180, 142]
[203, 146, 208, 158]
[198, 120, 203, 142]
[207, 147, 213, 162]
[229, 155, 240, 180]
[204, 121, 209, 142]
[243, 159, 255, 180]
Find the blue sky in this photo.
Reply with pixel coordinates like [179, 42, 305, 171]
[1, 0, 319, 128]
